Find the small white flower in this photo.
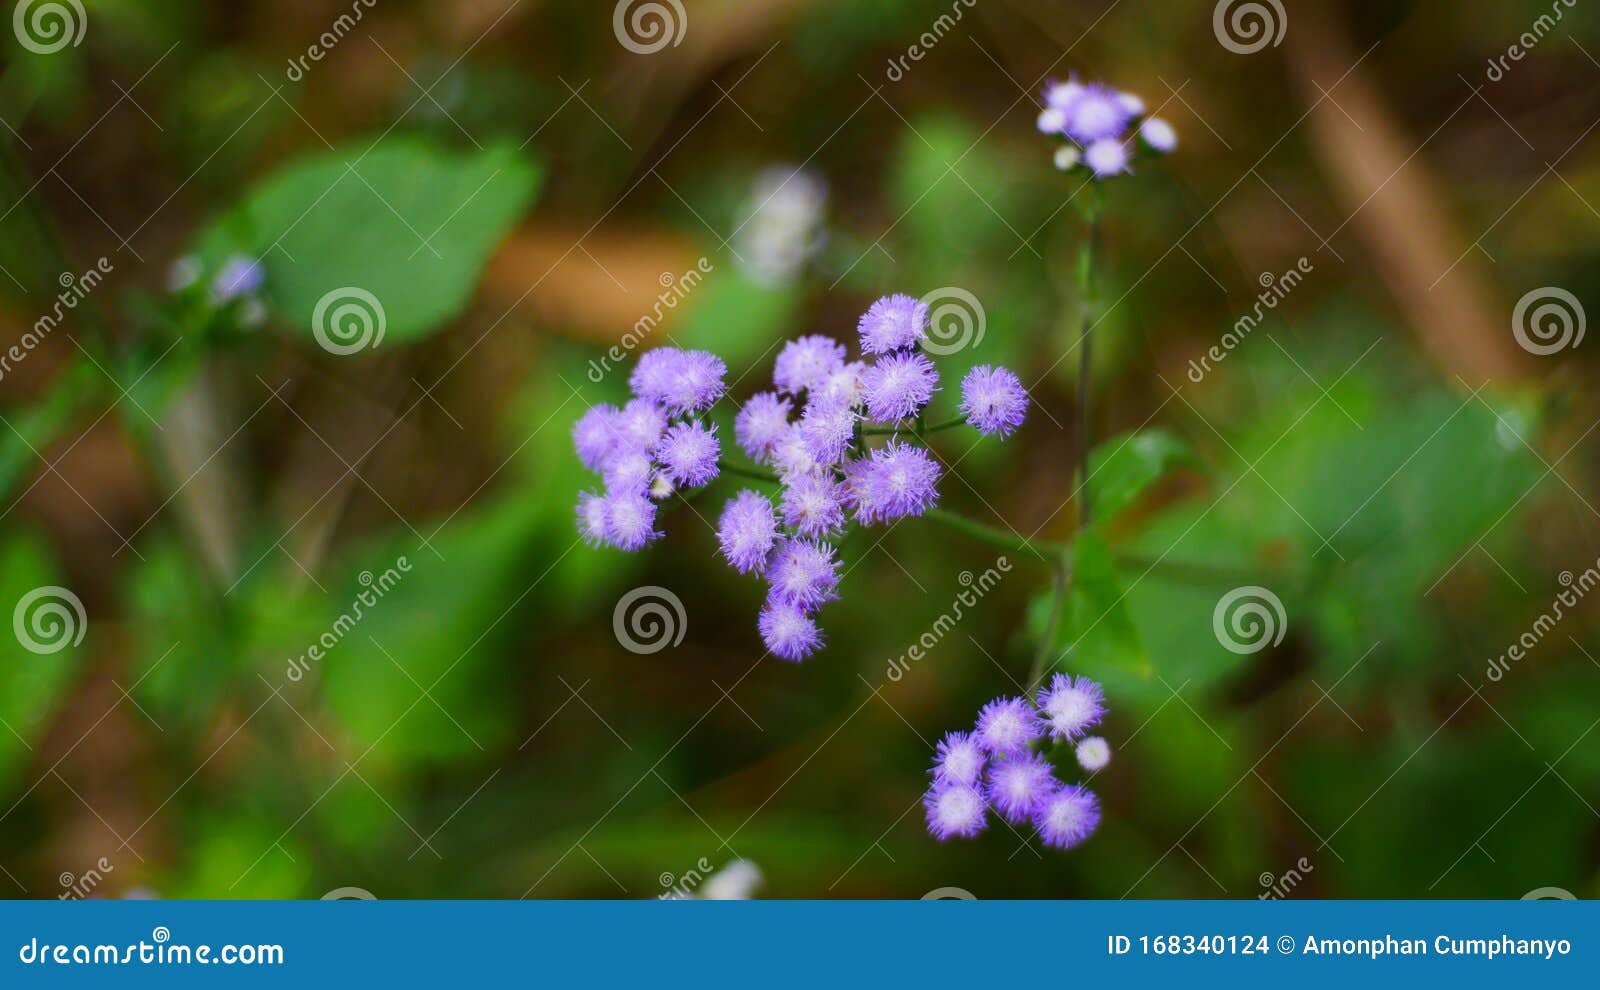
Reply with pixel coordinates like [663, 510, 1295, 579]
[1076, 736, 1112, 772]
[1140, 117, 1178, 153]
[1052, 145, 1082, 172]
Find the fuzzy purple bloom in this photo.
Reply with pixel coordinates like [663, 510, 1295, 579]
[602, 448, 654, 494]
[766, 539, 839, 611]
[986, 752, 1058, 826]
[960, 365, 1029, 438]
[1140, 117, 1177, 153]
[1037, 673, 1107, 741]
[974, 696, 1042, 755]
[631, 348, 727, 413]
[847, 441, 940, 524]
[603, 490, 660, 551]
[1084, 138, 1131, 178]
[212, 255, 265, 302]
[717, 490, 778, 575]
[616, 399, 668, 452]
[923, 783, 988, 841]
[734, 391, 792, 463]
[798, 396, 859, 465]
[758, 600, 823, 662]
[857, 294, 929, 355]
[1033, 784, 1101, 850]
[772, 335, 846, 395]
[932, 730, 987, 787]
[655, 421, 720, 488]
[771, 423, 823, 479]
[780, 472, 847, 538]
[1076, 736, 1112, 773]
[862, 352, 938, 423]
[576, 490, 610, 547]
[1062, 82, 1134, 144]
[573, 404, 623, 471]
[818, 360, 867, 408]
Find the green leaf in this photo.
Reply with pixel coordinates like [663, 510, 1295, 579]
[194, 137, 543, 343]
[1083, 427, 1199, 527]
[1028, 532, 1149, 683]
[0, 532, 88, 787]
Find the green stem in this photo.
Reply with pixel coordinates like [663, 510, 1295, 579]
[921, 507, 1066, 558]
[861, 416, 967, 437]
[1028, 557, 1070, 688]
[717, 461, 780, 484]
[1076, 192, 1102, 531]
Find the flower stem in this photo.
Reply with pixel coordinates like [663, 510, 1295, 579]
[861, 416, 967, 437]
[921, 507, 1067, 558]
[717, 461, 780, 485]
[1027, 557, 1070, 689]
[1077, 191, 1102, 530]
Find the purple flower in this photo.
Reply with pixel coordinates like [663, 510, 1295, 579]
[780, 473, 847, 538]
[1033, 784, 1100, 850]
[960, 365, 1029, 438]
[931, 730, 986, 787]
[576, 490, 610, 546]
[771, 423, 823, 479]
[211, 255, 265, 302]
[604, 491, 660, 551]
[1140, 117, 1177, 153]
[973, 696, 1041, 755]
[1044, 78, 1083, 111]
[1037, 673, 1106, 741]
[857, 294, 928, 355]
[631, 348, 727, 413]
[758, 600, 823, 661]
[986, 752, 1057, 825]
[862, 352, 938, 423]
[1076, 736, 1112, 773]
[773, 335, 846, 395]
[735, 392, 792, 463]
[717, 490, 778, 574]
[847, 441, 940, 524]
[655, 421, 720, 488]
[1063, 82, 1133, 144]
[1084, 138, 1131, 178]
[602, 449, 654, 493]
[799, 396, 858, 465]
[766, 539, 839, 611]
[616, 399, 668, 452]
[818, 361, 867, 408]
[629, 348, 686, 404]
[573, 403, 623, 471]
[923, 783, 988, 841]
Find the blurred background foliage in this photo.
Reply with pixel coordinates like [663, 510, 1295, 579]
[0, 0, 1597, 899]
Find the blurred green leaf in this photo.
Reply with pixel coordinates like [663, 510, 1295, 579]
[1084, 427, 1200, 528]
[0, 531, 87, 787]
[1030, 531, 1149, 681]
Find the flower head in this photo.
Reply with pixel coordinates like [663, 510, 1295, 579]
[960, 365, 1029, 437]
[932, 730, 986, 787]
[1037, 673, 1106, 741]
[1075, 736, 1112, 773]
[780, 472, 847, 538]
[758, 600, 822, 662]
[1140, 117, 1177, 153]
[766, 539, 839, 611]
[734, 392, 792, 463]
[654, 421, 720, 488]
[848, 441, 940, 524]
[862, 351, 938, 423]
[212, 255, 265, 302]
[799, 395, 859, 464]
[923, 783, 988, 841]
[631, 348, 727, 413]
[717, 491, 778, 575]
[818, 361, 867, 408]
[602, 448, 655, 494]
[616, 399, 668, 452]
[771, 423, 823, 479]
[603, 491, 660, 551]
[1062, 82, 1134, 144]
[576, 490, 610, 547]
[1033, 784, 1100, 850]
[773, 335, 847, 395]
[573, 404, 623, 471]
[857, 294, 929, 355]
[974, 696, 1042, 755]
[1084, 138, 1131, 178]
[986, 752, 1057, 825]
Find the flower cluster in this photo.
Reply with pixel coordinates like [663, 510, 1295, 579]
[924, 673, 1111, 850]
[574, 347, 727, 551]
[1036, 76, 1176, 178]
[714, 294, 1029, 662]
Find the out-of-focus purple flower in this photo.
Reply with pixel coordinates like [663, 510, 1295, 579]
[1084, 138, 1131, 178]
[573, 404, 623, 471]
[758, 600, 822, 662]
[616, 399, 668, 452]
[848, 441, 940, 524]
[604, 491, 660, 551]
[1044, 78, 1083, 110]
[1075, 736, 1112, 773]
[766, 539, 839, 611]
[1036, 105, 1067, 135]
[780, 473, 847, 538]
[631, 348, 727, 413]
[1117, 91, 1145, 115]
[974, 696, 1042, 755]
[960, 365, 1029, 438]
[923, 783, 988, 841]
[211, 255, 265, 302]
[862, 352, 938, 423]
[932, 730, 986, 787]
[1052, 145, 1082, 172]
[1063, 82, 1133, 144]
[857, 294, 928, 355]
[1037, 673, 1106, 741]
[717, 490, 778, 574]
[799, 396, 858, 465]
[577, 491, 610, 547]
[602, 449, 654, 493]
[654, 421, 720, 488]
[1140, 117, 1177, 153]
[986, 752, 1058, 825]
[734, 392, 792, 463]
[1033, 784, 1100, 850]
[773, 335, 847, 395]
